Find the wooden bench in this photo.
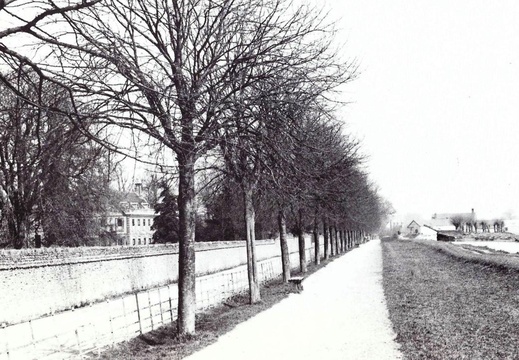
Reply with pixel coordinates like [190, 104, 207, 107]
[288, 276, 305, 291]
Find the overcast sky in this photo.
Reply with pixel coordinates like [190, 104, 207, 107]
[319, 0, 519, 220]
[5, 1, 516, 221]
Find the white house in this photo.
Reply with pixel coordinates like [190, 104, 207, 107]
[406, 220, 421, 235]
[106, 186, 155, 246]
[403, 220, 438, 240]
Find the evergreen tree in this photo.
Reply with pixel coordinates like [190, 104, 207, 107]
[152, 187, 179, 243]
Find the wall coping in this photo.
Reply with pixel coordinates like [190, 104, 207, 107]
[0, 239, 276, 270]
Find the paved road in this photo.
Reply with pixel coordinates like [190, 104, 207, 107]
[185, 239, 402, 360]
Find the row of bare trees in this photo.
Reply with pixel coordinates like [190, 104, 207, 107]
[450, 215, 506, 233]
[1, 0, 392, 335]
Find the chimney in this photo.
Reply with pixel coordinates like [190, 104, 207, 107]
[135, 182, 142, 195]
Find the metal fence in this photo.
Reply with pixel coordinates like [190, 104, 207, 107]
[0, 257, 282, 360]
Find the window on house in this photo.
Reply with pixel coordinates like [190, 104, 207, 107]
[117, 218, 123, 227]
[132, 219, 135, 226]
[138, 219, 141, 226]
[143, 238, 147, 245]
[148, 218, 151, 226]
[138, 238, 141, 245]
[133, 238, 135, 245]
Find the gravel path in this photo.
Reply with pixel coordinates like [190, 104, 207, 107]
[185, 239, 402, 360]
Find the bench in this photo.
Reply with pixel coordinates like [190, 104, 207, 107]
[288, 276, 305, 291]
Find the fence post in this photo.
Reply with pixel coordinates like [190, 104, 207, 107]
[29, 320, 36, 354]
[167, 285, 174, 323]
[107, 300, 114, 346]
[53, 315, 64, 355]
[135, 293, 143, 335]
[121, 297, 129, 339]
[230, 272, 235, 294]
[147, 290, 154, 331]
[75, 329, 82, 357]
[3, 326, 10, 360]
[221, 273, 226, 303]
[158, 288, 164, 326]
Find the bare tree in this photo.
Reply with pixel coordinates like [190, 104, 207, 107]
[450, 215, 465, 231]
[0, 70, 108, 248]
[0, 0, 99, 96]
[277, 208, 291, 282]
[480, 220, 489, 233]
[37, 0, 351, 335]
[493, 219, 505, 232]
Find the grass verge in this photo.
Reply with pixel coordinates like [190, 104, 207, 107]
[90, 252, 346, 359]
[382, 239, 519, 360]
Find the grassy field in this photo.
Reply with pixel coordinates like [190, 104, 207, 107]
[382, 239, 519, 360]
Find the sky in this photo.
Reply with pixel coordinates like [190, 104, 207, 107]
[3, 0, 518, 222]
[317, 0, 519, 221]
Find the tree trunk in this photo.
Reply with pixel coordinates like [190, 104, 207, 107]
[177, 152, 197, 336]
[334, 226, 339, 254]
[278, 209, 291, 282]
[323, 217, 329, 259]
[339, 230, 344, 253]
[298, 209, 307, 273]
[244, 183, 261, 303]
[329, 226, 335, 256]
[8, 211, 27, 249]
[313, 215, 320, 265]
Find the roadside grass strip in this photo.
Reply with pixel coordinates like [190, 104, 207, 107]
[382, 239, 519, 360]
[90, 253, 348, 359]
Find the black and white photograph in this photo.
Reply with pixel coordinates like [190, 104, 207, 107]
[1, 0, 519, 359]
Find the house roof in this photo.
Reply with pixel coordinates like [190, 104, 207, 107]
[423, 218, 457, 231]
[432, 212, 475, 220]
[122, 192, 148, 205]
[422, 224, 438, 232]
[407, 220, 420, 228]
[428, 218, 453, 227]
[108, 191, 150, 214]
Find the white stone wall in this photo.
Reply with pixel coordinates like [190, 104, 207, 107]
[0, 237, 317, 325]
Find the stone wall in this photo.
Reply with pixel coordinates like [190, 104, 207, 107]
[0, 237, 313, 325]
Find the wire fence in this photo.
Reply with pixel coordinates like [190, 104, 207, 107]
[0, 256, 285, 360]
[0, 237, 347, 360]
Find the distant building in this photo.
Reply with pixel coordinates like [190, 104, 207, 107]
[106, 183, 155, 246]
[431, 210, 475, 220]
[428, 209, 476, 232]
[406, 220, 421, 235]
[426, 218, 456, 231]
[403, 220, 439, 240]
[420, 225, 438, 240]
